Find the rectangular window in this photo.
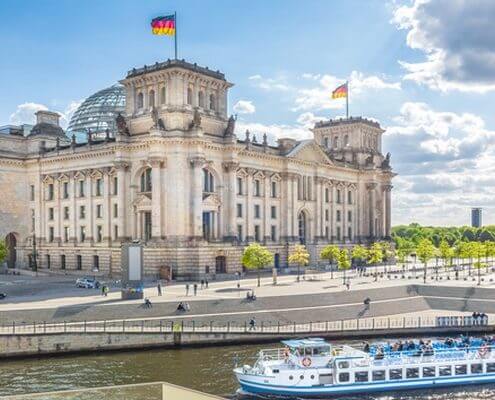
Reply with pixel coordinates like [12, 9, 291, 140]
[63, 182, 69, 199]
[354, 371, 368, 382]
[48, 207, 54, 220]
[114, 225, 118, 239]
[337, 226, 341, 241]
[80, 226, 86, 242]
[254, 204, 260, 219]
[439, 366, 452, 376]
[455, 365, 467, 375]
[389, 369, 402, 380]
[348, 226, 352, 240]
[372, 370, 386, 381]
[471, 364, 483, 374]
[347, 190, 352, 204]
[31, 209, 35, 232]
[79, 205, 85, 219]
[271, 206, 276, 219]
[338, 373, 350, 383]
[237, 225, 243, 241]
[254, 225, 260, 242]
[47, 183, 54, 200]
[95, 178, 103, 196]
[486, 363, 495, 373]
[325, 209, 329, 221]
[406, 368, 419, 379]
[348, 210, 352, 222]
[422, 367, 436, 377]
[271, 225, 276, 241]
[48, 226, 54, 242]
[113, 177, 118, 195]
[325, 226, 329, 238]
[336, 189, 341, 204]
[46, 254, 51, 269]
[60, 255, 66, 270]
[30, 185, 35, 201]
[336, 210, 341, 222]
[79, 180, 85, 197]
[93, 255, 99, 271]
[237, 177, 243, 195]
[96, 225, 103, 242]
[325, 188, 329, 203]
[63, 206, 69, 220]
[96, 204, 103, 218]
[76, 255, 82, 270]
[64, 226, 69, 242]
[271, 181, 277, 197]
[254, 180, 261, 196]
[237, 204, 243, 218]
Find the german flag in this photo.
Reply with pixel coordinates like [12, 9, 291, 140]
[151, 15, 176, 36]
[332, 83, 348, 99]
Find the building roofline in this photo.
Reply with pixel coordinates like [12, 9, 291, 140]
[315, 116, 382, 130]
[126, 59, 227, 81]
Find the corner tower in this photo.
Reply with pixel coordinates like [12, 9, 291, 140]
[120, 59, 233, 136]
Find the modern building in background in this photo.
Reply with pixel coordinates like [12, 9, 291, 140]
[471, 207, 483, 228]
[0, 59, 395, 277]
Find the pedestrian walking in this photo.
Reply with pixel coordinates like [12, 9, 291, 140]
[205, 279, 209, 289]
[185, 283, 189, 296]
[101, 285, 106, 296]
[249, 317, 256, 330]
[103, 285, 109, 297]
[157, 282, 162, 296]
[193, 283, 198, 296]
[200, 279, 204, 289]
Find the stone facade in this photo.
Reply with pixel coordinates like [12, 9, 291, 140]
[0, 59, 395, 278]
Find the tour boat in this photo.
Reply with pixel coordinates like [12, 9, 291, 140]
[234, 337, 495, 397]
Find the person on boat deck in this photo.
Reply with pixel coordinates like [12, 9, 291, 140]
[375, 346, 384, 360]
[363, 342, 370, 353]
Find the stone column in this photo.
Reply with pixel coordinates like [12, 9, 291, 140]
[292, 175, 299, 239]
[342, 184, 348, 243]
[150, 158, 163, 240]
[383, 184, 393, 239]
[330, 182, 335, 242]
[54, 177, 61, 244]
[246, 169, 254, 241]
[114, 162, 129, 241]
[367, 183, 377, 239]
[86, 173, 94, 242]
[103, 171, 111, 243]
[264, 174, 271, 242]
[222, 161, 239, 241]
[190, 157, 205, 239]
[70, 173, 77, 243]
[281, 173, 291, 242]
[314, 177, 321, 242]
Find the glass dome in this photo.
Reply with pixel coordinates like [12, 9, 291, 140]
[68, 84, 126, 137]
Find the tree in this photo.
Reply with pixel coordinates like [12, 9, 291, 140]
[337, 249, 351, 284]
[472, 242, 486, 286]
[485, 241, 495, 269]
[0, 240, 7, 265]
[367, 242, 384, 281]
[320, 244, 340, 279]
[242, 243, 274, 287]
[351, 245, 368, 267]
[438, 239, 454, 279]
[396, 237, 414, 274]
[288, 244, 310, 282]
[416, 238, 436, 283]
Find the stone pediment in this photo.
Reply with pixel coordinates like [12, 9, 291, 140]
[202, 193, 221, 210]
[287, 140, 333, 165]
[132, 193, 152, 208]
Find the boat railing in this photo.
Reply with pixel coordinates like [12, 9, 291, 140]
[259, 348, 288, 361]
[370, 344, 495, 367]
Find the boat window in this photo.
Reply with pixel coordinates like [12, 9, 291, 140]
[471, 364, 483, 374]
[389, 369, 402, 380]
[439, 366, 452, 376]
[319, 374, 333, 385]
[304, 348, 312, 356]
[372, 370, 386, 381]
[289, 376, 294, 380]
[487, 363, 495, 373]
[355, 371, 369, 382]
[338, 361, 350, 369]
[338, 372, 350, 383]
[455, 365, 467, 375]
[423, 367, 436, 377]
[310, 375, 315, 380]
[406, 368, 419, 379]
[313, 346, 330, 356]
[300, 375, 304, 380]
[272, 369, 279, 374]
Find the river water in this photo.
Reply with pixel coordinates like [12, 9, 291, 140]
[1, 339, 495, 399]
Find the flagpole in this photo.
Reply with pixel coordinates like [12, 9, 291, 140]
[174, 11, 178, 59]
[346, 80, 349, 119]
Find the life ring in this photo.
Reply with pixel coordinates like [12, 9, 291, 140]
[302, 357, 312, 367]
[479, 345, 489, 358]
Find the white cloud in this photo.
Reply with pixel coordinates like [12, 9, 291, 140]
[9, 100, 83, 129]
[233, 100, 256, 115]
[392, 0, 495, 92]
[236, 120, 310, 143]
[248, 74, 291, 91]
[293, 71, 400, 111]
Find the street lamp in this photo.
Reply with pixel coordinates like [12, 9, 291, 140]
[31, 234, 38, 277]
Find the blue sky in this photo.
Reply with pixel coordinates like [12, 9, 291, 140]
[2, 0, 495, 227]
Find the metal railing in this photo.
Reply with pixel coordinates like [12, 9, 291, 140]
[0, 315, 490, 336]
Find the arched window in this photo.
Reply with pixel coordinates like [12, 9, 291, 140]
[198, 91, 205, 108]
[324, 137, 329, 148]
[209, 94, 216, 111]
[203, 168, 214, 193]
[298, 211, 307, 245]
[149, 90, 155, 108]
[187, 88, 193, 105]
[348, 190, 352, 204]
[137, 92, 144, 109]
[344, 135, 349, 146]
[333, 135, 339, 148]
[160, 86, 166, 105]
[140, 168, 152, 192]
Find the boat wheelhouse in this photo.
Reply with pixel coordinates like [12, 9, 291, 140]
[234, 337, 495, 397]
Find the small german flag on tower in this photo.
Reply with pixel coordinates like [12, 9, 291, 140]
[151, 15, 176, 36]
[331, 82, 348, 99]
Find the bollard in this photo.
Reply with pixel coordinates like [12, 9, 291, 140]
[103, 320, 106, 332]
[44, 321, 47, 334]
[192, 320, 195, 332]
[122, 320, 125, 333]
[141, 320, 145, 332]
[12, 321, 15, 334]
[159, 320, 163, 333]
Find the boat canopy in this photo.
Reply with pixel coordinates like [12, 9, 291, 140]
[281, 338, 331, 356]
